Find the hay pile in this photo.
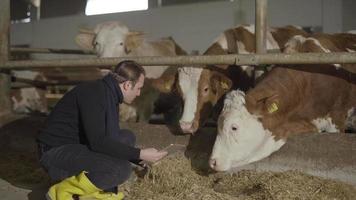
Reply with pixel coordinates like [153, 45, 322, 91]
[122, 152, 356, 200]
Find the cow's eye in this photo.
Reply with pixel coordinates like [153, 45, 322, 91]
[119, 42, 124, 46]
[203, 87, 209, 93]
[231, 125, 238, 131]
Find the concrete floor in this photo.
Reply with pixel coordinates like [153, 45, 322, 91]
[0, 179, 49, 200]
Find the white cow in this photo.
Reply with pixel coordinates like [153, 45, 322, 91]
[76, 21, 186, 122]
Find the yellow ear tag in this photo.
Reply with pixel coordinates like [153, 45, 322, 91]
[267, 102, 278, 114]
[221, 82, 229, 90]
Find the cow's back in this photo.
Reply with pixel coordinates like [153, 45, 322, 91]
[271, 26, 308, 50]
[292, 65, 355, 121]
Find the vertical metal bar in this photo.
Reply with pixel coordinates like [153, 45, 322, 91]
[255, 0, 268, 80]
[256, 0, 267, 54]
[0, 0, 12, 117]
[37, 1, 41, 20]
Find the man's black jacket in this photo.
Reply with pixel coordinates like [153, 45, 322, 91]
[37, 74, 140, 161]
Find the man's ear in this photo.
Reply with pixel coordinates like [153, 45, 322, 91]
[151, 73, 177, 93]
[211, 72, 232, 97]
[122, 81, 133, 91]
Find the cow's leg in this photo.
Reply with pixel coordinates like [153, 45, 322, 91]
[345, 107, 356, 133]
[327, 93, 356, 133]
[328, 109, 349, 133]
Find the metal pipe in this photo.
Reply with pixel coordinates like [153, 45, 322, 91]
[10, 47, 95, 55]
[255, 0, 268, 81]
[12, 77, 84, 87]
[255, 0, 267, 54]
[1, 53, 356, 70]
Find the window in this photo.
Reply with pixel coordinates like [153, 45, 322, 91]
[85, 0, 148, 16]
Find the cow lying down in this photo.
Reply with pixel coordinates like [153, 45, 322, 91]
[209, 34, 356, 172]
[153, 25, 307, 133]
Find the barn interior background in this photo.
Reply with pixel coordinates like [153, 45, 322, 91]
[2, 0, 356, 199]
[10, 0, 356, 58]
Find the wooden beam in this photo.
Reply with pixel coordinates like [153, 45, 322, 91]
[0, 0, 12, 117]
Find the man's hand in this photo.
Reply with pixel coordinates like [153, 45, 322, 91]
[139, 148, 168, 163]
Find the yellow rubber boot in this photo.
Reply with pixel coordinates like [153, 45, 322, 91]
[46, 171, 100, 200]
[79, 191, 124, 200]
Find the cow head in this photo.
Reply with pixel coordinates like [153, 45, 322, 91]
[75, 21, 144, 57]
[152, 67, 232, 134]
[209, 90, 285, 171]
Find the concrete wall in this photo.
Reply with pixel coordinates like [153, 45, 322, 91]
[342, 0, 356, 32]
[10, 0, 351, 57]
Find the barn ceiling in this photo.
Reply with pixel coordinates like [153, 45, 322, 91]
[11, 0, 228, 21]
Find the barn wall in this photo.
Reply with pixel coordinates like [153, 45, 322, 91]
[10, 0, 347, 55]
[342, 0, 356, 32]
[321, 0, 342, 33]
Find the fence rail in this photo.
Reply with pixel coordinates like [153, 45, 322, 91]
[1, 52, 356, 71]
[10, 47, 95, 55]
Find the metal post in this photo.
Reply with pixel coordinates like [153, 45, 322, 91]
[255, 0, 268, 80]
[0, 0, 12, 117]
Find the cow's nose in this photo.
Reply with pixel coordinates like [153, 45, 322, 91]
[180, 121, 193, 133]
[209, 158, 217, 169]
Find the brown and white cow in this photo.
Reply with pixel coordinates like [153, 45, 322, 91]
[10, 71, 48, 114]
[76, 21, 187, 122]
[153, 25, 308, 133]
[209, 33, 356, 171]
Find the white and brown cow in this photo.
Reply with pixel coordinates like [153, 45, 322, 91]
[153, 25, 308, 133]
[10, 71, 48, 114]
[76, 21, 187, 122]
[209, 33, 356, 171]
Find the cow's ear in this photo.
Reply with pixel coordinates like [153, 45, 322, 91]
[151, 73, 177, 93]
[211, 73, 232, 97]
[125, 32, 144, 54]
[75, 29, 95, 50]
[257, 93, 280, 114]
[246, 90, 279, 114]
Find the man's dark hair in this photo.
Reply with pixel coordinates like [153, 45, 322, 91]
[111, 60, 145, 87]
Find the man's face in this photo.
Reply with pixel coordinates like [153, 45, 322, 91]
[123, 74, 144, 104]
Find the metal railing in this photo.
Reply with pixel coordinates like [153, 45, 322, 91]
[1, 52, 356, 71]
[10, 47, 95, 55]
